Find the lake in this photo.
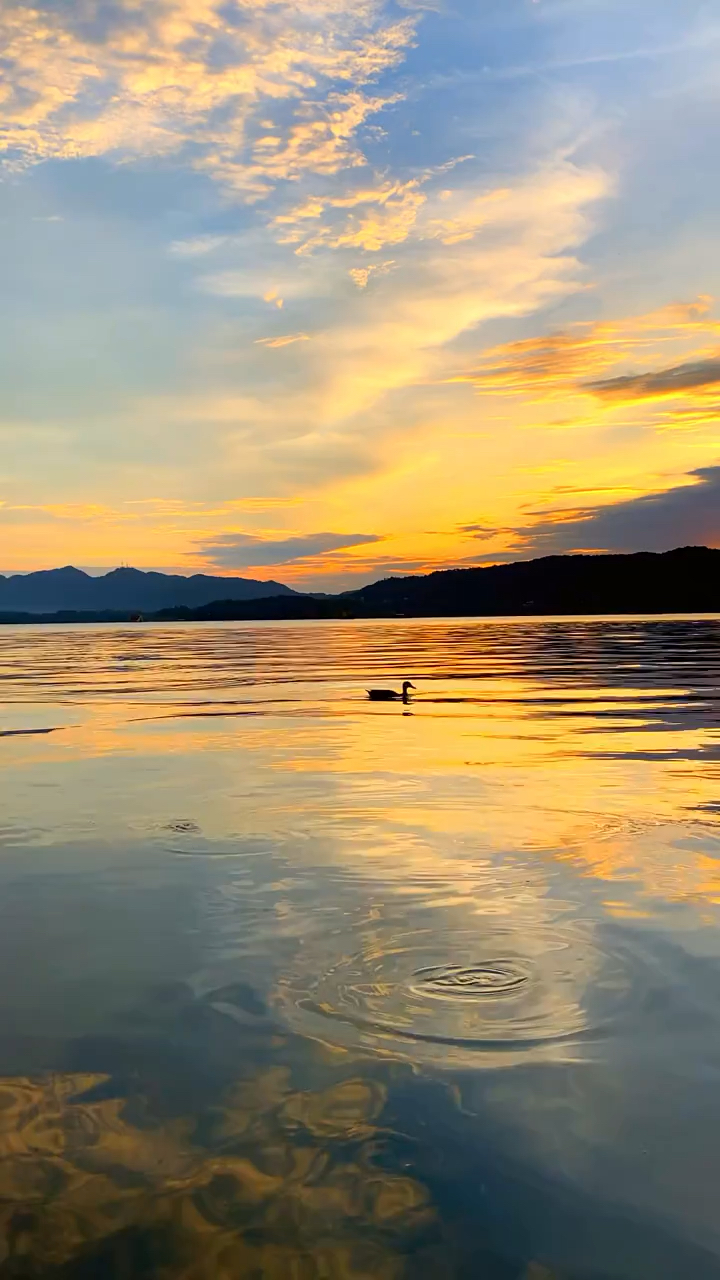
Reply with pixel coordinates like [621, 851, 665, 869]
[0, 617, 719, 1279]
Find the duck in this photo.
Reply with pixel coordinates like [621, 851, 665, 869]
[367, 681, 416, 702]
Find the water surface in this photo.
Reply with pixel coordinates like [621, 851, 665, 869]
[0, 617, 719, 1278]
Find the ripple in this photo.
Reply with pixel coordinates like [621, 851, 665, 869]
[409, 960, 532, 1000]
[166, 834, 277, 858]
[276, 924, 635, 1065]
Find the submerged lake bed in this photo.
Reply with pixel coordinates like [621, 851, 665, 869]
[0, 617, 719, 1278]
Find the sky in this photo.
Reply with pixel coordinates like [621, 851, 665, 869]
[1, 0, 719, 589]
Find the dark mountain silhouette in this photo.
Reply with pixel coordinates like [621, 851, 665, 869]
[347, 546, 720, 616]
[0, 548, 717, 624]
[149, 546, 720, 622]
[0, 566, 297, 615]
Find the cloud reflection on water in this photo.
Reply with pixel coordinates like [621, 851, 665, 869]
[0, 617, 719, 1274]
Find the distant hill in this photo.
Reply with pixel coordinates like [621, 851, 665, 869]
[0, 548, 717, 624]
[151, 546, 720, 622]
[0, 566, 297, 615]
[348, 546, 720, 616]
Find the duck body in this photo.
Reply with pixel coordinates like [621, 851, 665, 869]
[367, 681, 415, 702]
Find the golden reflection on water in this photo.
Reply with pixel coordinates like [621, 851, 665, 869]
[5, 674, 719, 907]
[0, 619, 719, 1274]
[0, 1064, 443, 1277]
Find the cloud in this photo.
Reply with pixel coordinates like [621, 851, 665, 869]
[195, 530, 382, 568]
[223, 90, 402, 194]
[2, 0, 716, 596]
[348, 260, 395, 288]
[275, 177, 427, 253]
[453, 34, 720, 86]
[455, 297, 720, 402]
[458, 523, 518, 542]
[168, 236, 230, 258]
[446, 295, 720, 445]
[147, 156, 609, 495]
[424, 186, 515, 245]
[254, 333, 311, 348]
[521, 466, 720, 554]
[587, 356, 720, 403]
[283, 161, 609, 429]
[0, 0, 416, 197]
[272, 156, 474, 256]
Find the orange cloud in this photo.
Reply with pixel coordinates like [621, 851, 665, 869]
[454, 296, 720, 405]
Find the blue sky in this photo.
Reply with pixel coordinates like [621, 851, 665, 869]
[1, 0, 719, 587]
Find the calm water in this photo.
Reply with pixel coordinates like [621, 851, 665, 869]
[1, 617, 719, 1279]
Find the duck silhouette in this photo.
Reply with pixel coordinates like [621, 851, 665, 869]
[367, 681, 416, 702]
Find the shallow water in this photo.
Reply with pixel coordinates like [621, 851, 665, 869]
[0, 617, 719, 1278]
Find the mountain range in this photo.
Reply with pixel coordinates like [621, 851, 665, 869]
[148, 547, 719, 620]
[349, 545, 720, 617]
[1, 547, 716, 623]
[0, 566, 297, 615]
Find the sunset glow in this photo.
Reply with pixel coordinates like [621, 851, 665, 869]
[2, 0, 719, 587]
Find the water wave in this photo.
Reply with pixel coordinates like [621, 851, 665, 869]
[275, 921, 636, 1067]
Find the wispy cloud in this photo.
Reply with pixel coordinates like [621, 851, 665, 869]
[458, 522, 519, 542]
[454, 298, 720, 402]
[276, 176, 426, 253]
[168, 158, 609, 493]
[168, 236, 231, 258]
[274, 162, 609, 430]
[272, 156, 474, 255]
[588, 356, 720, 402]
[254, 333, 311, 348]
[3, 0, 717, 583]
[195, 529, 382, 568]
[443, 295, 720, 447]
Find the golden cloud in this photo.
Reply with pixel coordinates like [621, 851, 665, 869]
[272, 156, 475, 255]
[454, 296, 720, 405]
[128, 158, 610, 498]
[0, 0, 416, 195]
[300, 163, 609, 426]
[348, 260, 396, 288]
[275, 177, 426, 252]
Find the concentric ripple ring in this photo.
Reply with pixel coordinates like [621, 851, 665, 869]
[276, 923, 639, 1065]
[409, 961, 531, 1000]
